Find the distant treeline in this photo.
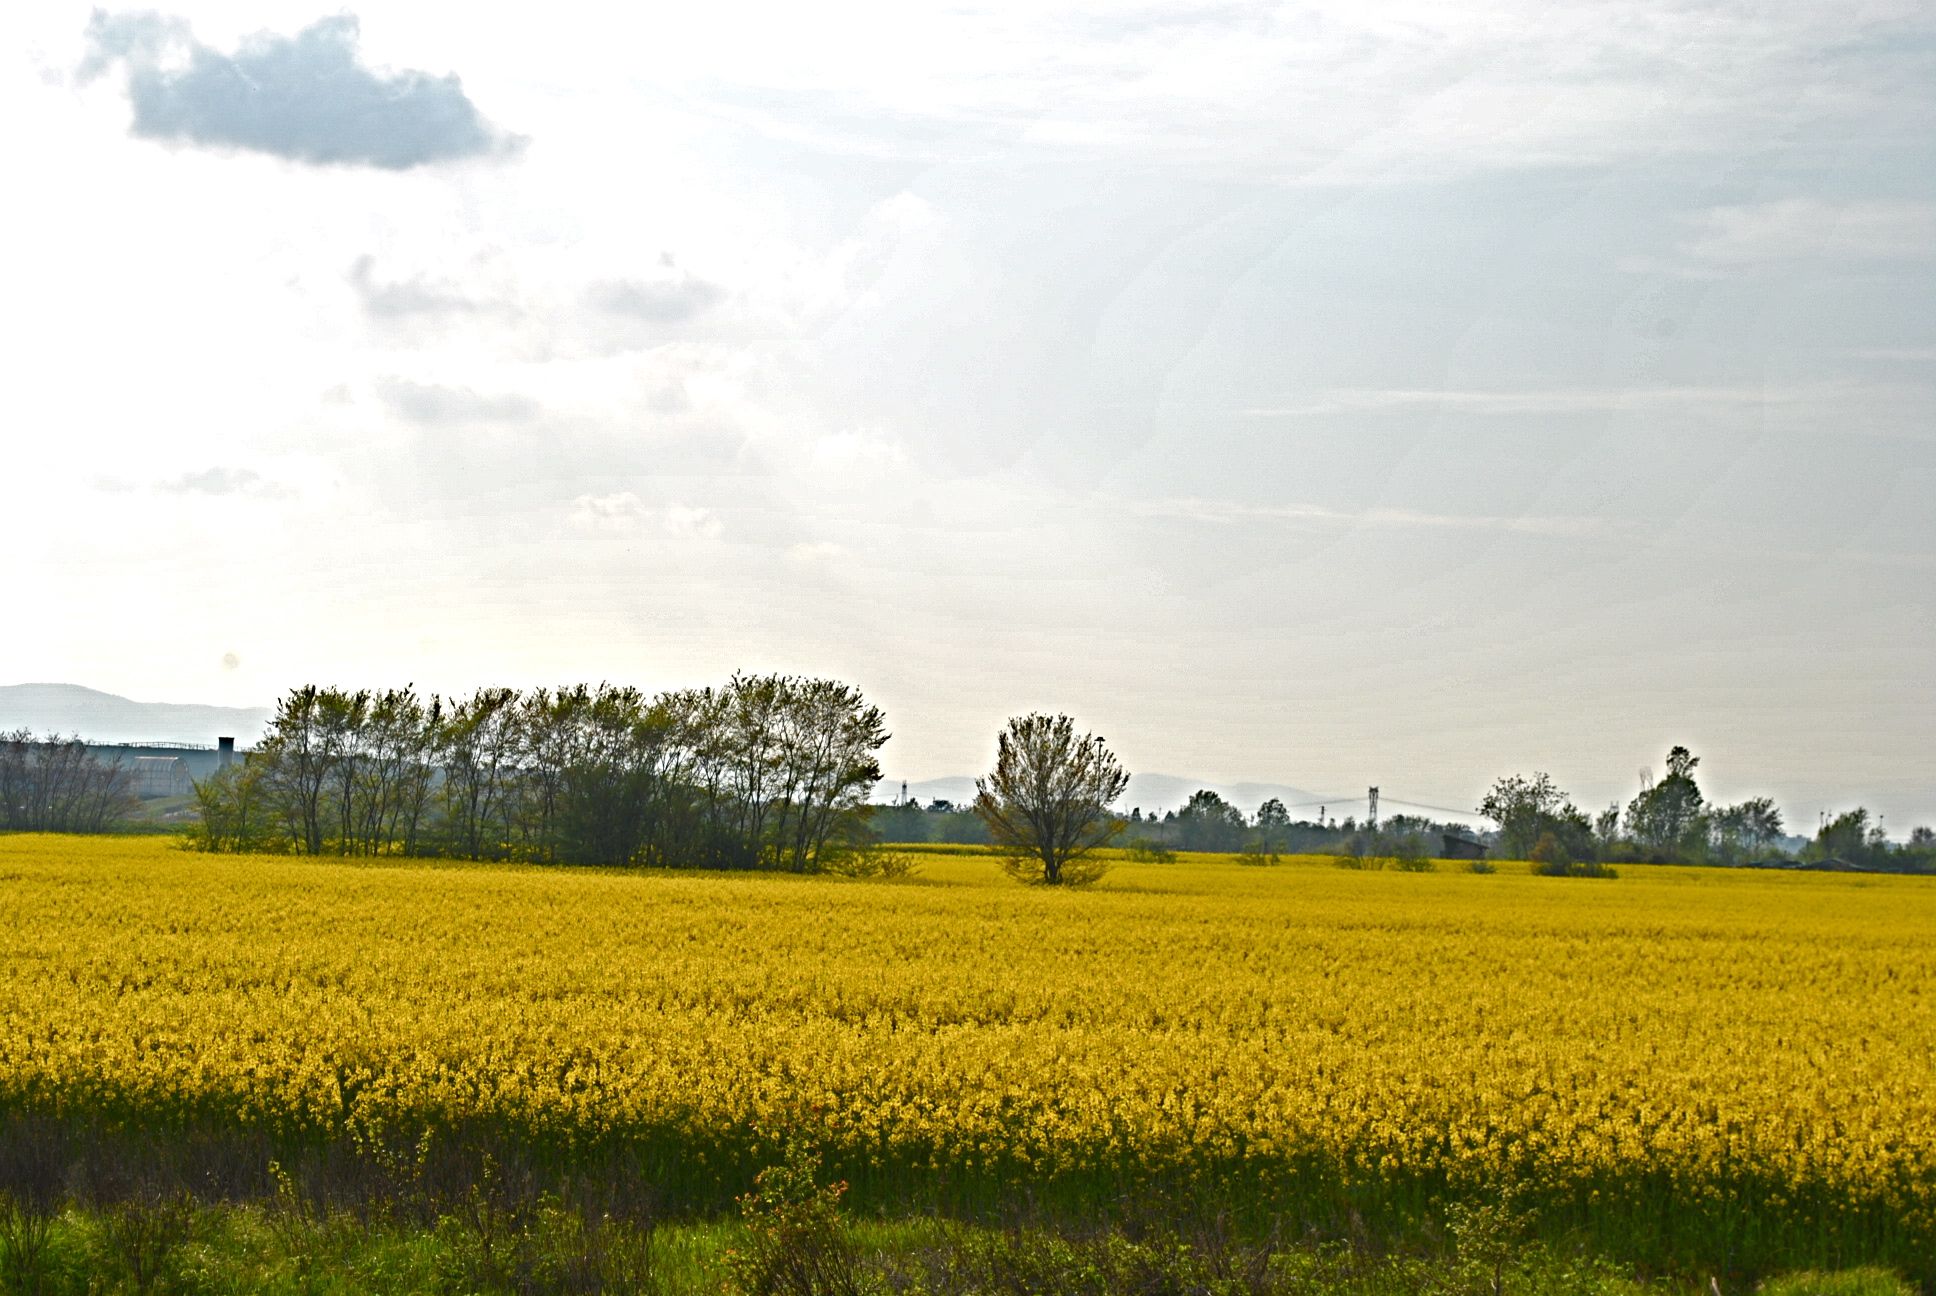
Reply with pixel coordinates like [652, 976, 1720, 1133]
[865, 790, 1467, 861]
[11, 699, 1936, 877]
[191, 676, 887, 869]
[0, 730, 135, 832]
[1476, 747, 1936, 874]
[869, 745, 1936, 875]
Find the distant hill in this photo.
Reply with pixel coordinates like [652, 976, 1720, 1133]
[0, 684, 271, 747]
[876, 773, 1326, 818]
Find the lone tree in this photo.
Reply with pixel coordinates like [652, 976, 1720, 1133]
[974, 713, 1130, 886]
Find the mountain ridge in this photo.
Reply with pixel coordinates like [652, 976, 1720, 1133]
[0, 683, 272, 747]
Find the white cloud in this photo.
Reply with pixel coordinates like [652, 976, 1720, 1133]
[568, 494, 724, 541]
[807, 426, 909, 476]
[156, 467, 293, 499]
[376, 377, 542, 425]
[662, 504, 725, 540]
[589, 258, 725, 324]
[348, 255, 503, 320]
[1677, 199, 1936, 267]
[786, 541, 849, 566]
[568, 491, 647, 531]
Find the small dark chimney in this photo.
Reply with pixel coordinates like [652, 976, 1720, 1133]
[218, 736, 235, 768]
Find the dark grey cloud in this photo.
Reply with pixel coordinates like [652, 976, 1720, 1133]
[79, 10, 518, 169]
[377, 377, 541, 425]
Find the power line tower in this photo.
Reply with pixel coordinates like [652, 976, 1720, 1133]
[1367, 786, 1379, 831]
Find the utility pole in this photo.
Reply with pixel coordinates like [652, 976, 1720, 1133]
[1367, 786, 1379, 831]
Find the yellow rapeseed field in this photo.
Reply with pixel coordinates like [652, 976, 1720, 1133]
[2, 834, 1933, 1257]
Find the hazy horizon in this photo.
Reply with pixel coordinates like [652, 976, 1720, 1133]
[8, 2, 1932, 829]
[0, 679, 1908, 832]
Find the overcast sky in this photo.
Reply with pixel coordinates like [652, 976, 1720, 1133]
[6, 0, 1933, 828]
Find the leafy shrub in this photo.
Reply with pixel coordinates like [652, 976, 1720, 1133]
[100, 1190, 196, 1295]
[1531, 858, 1618, 879]
[0, 1192, 56, 1296]
[1123, 837, 1176, 864]
[728, 1143, 867, 1296]
[922, 1227, 1231, 1296]
[188, 764, 288, 854]
[1445, 1196, 1535, 1296]
[1390, 835, 1435, 872]
[1238, 838, 1282, 866]
[1466, 860, 1497, 875]
[438, 1189, 654, 1296]
[1528, 832, 1566, 866]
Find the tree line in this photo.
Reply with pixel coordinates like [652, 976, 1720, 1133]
[1479, 746, 1935, 873]
[11, 693, 1933, 880]
[191, 675, 888, 869]
[0, 730, 135, 832]
[886, 735, 1935, 879]
[869, 787, 1466, 860]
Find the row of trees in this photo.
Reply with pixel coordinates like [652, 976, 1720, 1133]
[0, 731, 136, 833]
[1126, 794, 1463, 860]
[871, 787, 1465, 860]
[965, 729, 1936, 884]
[1479, 746, 1935, 871]
[194, 675, 888, 870]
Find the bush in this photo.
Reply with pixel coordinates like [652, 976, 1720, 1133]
[1390, 835, 1435, 872]
[100, 1190, 196, 1296]
[728, 1143, 866, 1296]
[1528, 832, 1567, 866]
[1124, 837, 1176, 864]
[1531, 858, 1618, 879]
[0, 1193, 56, 1296]
[1238, 838, 1281, 866]
[1445, 1196, 1535, 1296]
[1466, 859, 1497, 875]
[187, 764, 287, 855]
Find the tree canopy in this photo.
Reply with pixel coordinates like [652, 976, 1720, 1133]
[973, 713, 1130, 886]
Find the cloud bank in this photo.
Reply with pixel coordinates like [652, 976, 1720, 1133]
[79, 10, 518, 169]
